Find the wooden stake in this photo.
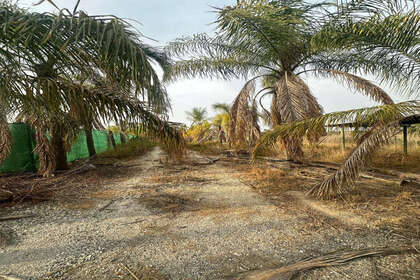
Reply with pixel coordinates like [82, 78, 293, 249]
[403, 125, 408, 155]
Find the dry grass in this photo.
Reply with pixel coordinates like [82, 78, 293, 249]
[304, 132, 420, 172]
[187, 142, 225, 156]
[238, 160, 420, 238]
[96, 138, 155, 161]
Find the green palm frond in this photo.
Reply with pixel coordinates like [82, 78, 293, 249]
[212, 103, 231, 113]
[312, 3, 420, 95]
[253, 101, 419, 156]
[253, 101, 420, 197]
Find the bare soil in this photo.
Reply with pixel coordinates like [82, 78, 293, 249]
[0, 147, 419, 280]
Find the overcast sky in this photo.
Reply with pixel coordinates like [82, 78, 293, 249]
[19, 0, 403, 124]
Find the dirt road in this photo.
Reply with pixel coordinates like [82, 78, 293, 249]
[0, 147, 418, 279]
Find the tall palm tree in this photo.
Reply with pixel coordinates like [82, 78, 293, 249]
[0, 2, 184, 176]
[165, 0, 398, 161]
[185, 107, 208, 125]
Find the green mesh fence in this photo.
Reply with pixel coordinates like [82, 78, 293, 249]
[0, 123, 37, 173]
[1, 124, 136, 173]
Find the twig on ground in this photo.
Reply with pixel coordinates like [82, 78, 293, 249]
[97, 200, 116, 212]
[120, 263, 140, 280]
[0, 214, 35, 222]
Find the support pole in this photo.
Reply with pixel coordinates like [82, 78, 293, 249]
[403, 125, 408, 155]
[341, 126, 346, 151]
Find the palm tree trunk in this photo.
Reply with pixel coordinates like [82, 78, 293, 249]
[51, 123, 68, 170]
[120, 133, 127, 144]
[107, 130, 116, 149]
[84, 126, 96, 157]
[283, 136, 304, 162]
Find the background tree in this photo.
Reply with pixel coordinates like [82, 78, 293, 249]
[185, 107, 208, 125]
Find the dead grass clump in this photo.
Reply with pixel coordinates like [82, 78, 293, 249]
[238, 165, 312, 195]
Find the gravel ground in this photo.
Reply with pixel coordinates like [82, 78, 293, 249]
[0, 147, 418, 280]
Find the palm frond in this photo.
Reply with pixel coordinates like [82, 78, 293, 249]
[318, 70, 394, 104]
[311, 4, 420, 96]
[229, 80, 260, 149]
[308, 121, 400, 198]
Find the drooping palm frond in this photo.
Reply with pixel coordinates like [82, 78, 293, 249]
[272, 72, 323, 159]
[254, 101, 419, 156]
[0, 4, 171, 110]
[308, 121, 401, 198]
[229, 81, 261, 149]
[316, 70, 394, 104]
[33, 120, 55, 177]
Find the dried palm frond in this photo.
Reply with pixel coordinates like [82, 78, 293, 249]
[229, 81, 260, 150]
[233, 244, 418, 280]
[0, 112, 12, 163]
[309, 121, 401, 199]
[33, 121, 55, 177]
[319, 70, 394, 104]
[273, 72, 323, 160]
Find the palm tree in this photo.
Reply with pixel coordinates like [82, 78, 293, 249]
[0, 2, 184, 176]
[165, 0, 399, 161]
[212, 103, 230, 132]
[185, 107, 208, 125]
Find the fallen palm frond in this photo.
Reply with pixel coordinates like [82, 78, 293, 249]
[232, 244, 419, 280]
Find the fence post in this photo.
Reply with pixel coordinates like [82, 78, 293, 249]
[341, 126, 346, 151]
[403, 125, 408, 155]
